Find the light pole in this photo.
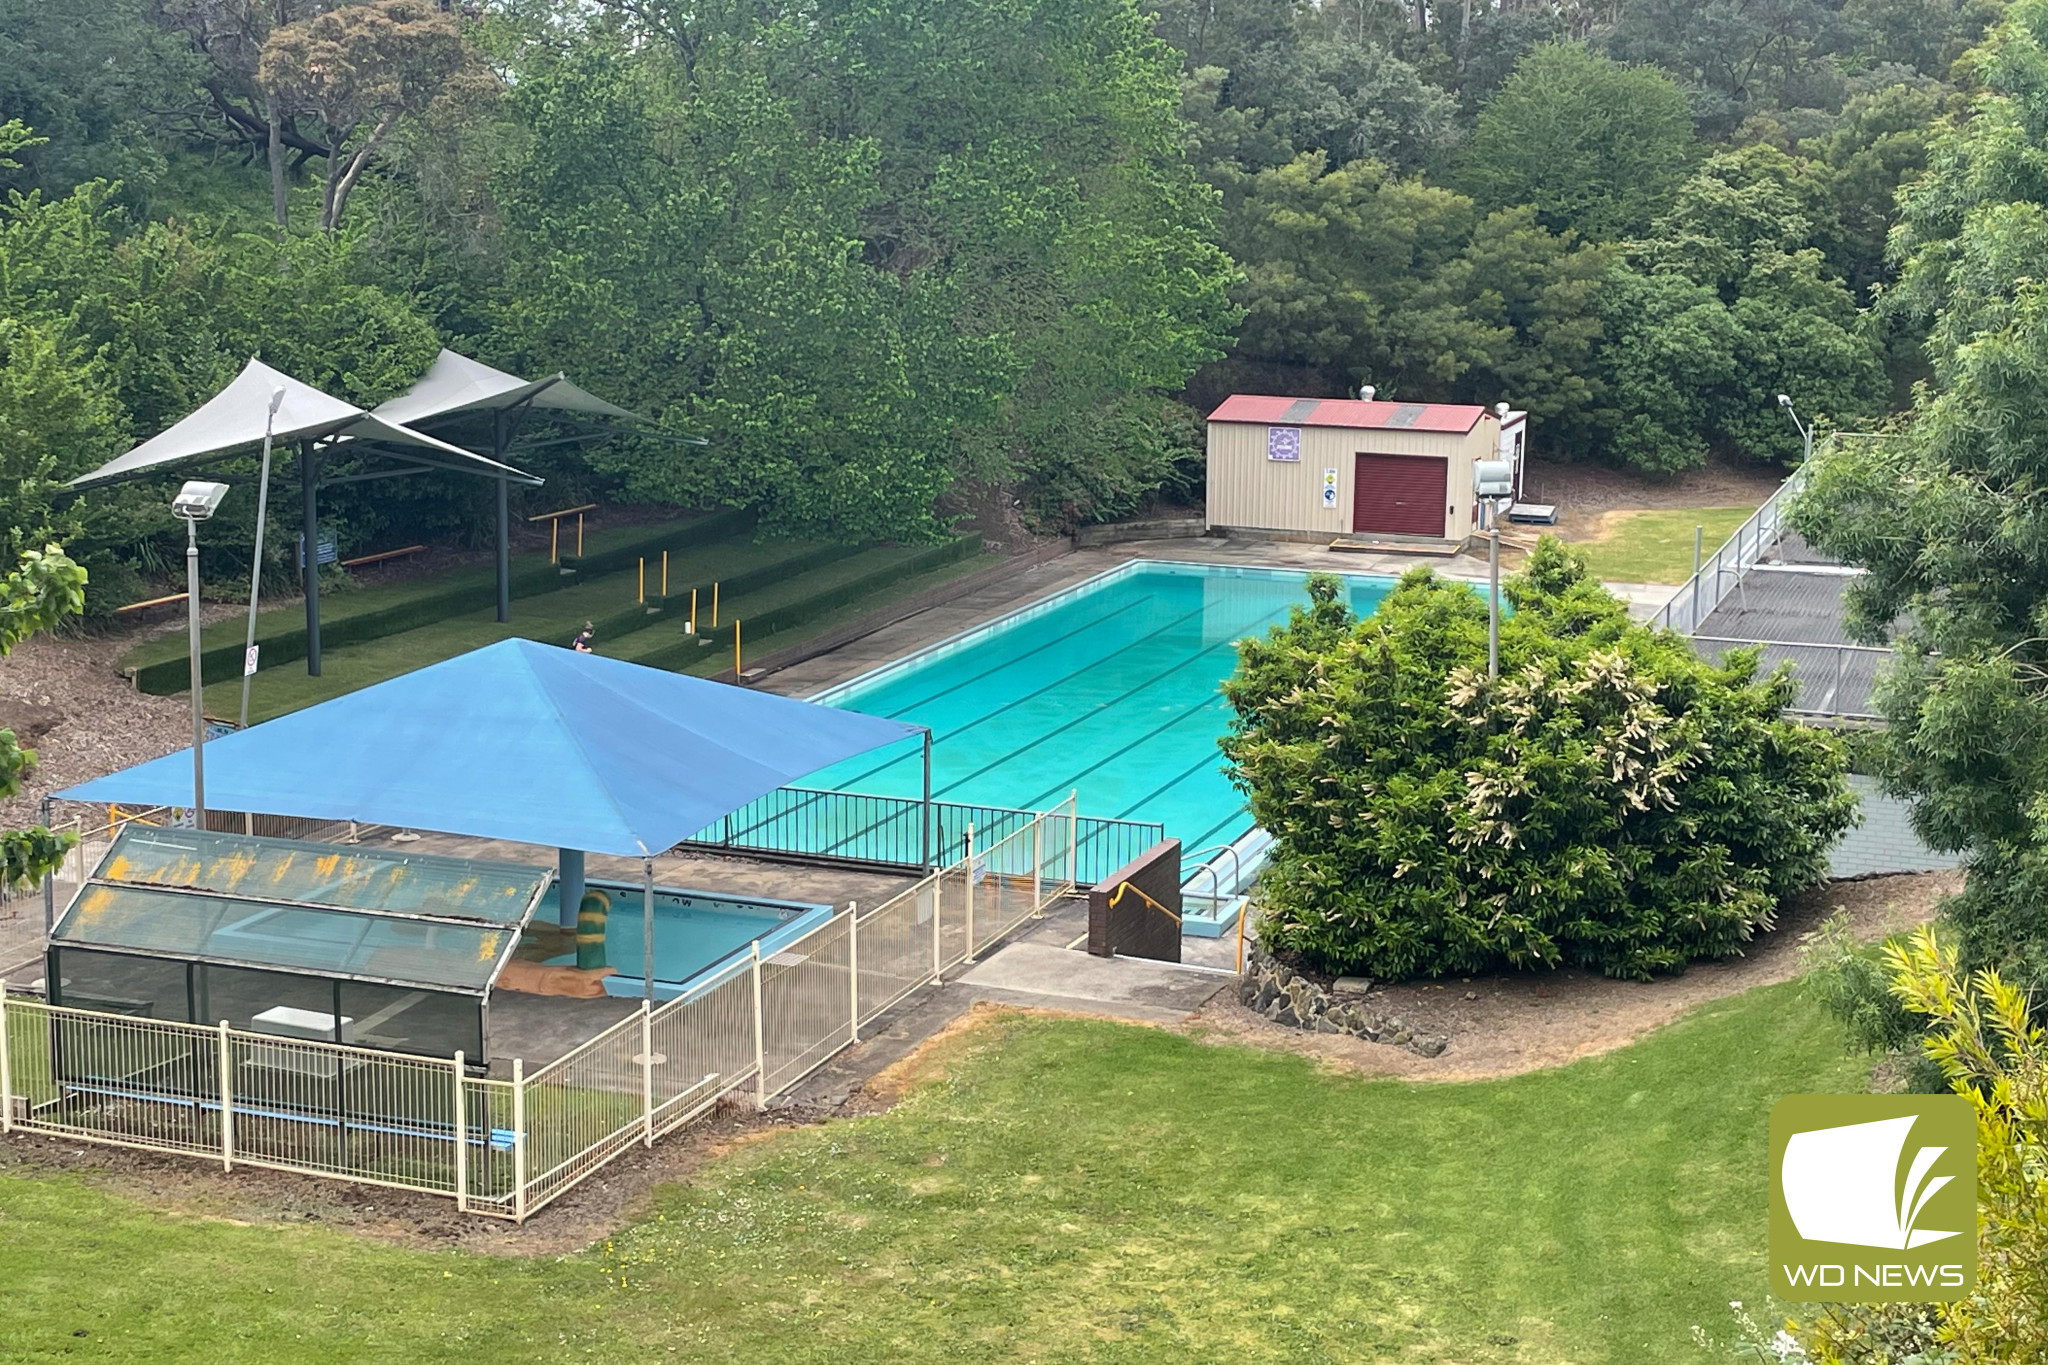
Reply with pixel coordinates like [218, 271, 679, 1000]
[1777, 393, 1813, 464]
[1475, 459, 1514, 679]
[174, 480, 231, 828]
[238, 387, 287, 731]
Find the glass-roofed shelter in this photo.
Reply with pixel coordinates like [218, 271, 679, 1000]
[48, 826, 551, 1067]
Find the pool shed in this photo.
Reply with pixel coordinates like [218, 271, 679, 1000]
[1204, 394, 1511, 543]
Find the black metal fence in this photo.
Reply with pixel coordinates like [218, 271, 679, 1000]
[682, 785, 1163, 885]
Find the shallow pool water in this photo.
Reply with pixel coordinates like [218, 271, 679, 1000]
[540, 883, 830, 995]
[808, 561, 1395, 854]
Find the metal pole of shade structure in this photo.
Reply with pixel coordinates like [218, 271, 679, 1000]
[238, 387, 286, 731]
[40, 794, 53, 933]
[921, 731, 933, 870]
[494, 409, 512, 624]
[300, 441, 321, 676]
[642, 856, 655, 1003]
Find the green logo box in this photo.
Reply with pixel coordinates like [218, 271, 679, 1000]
[1769, 1094, 1976, 1302]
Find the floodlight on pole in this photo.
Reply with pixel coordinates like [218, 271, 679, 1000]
[1475, 460, 1514, 680]
[1778, 393, 1813, 464]
[238, 387, 287, 735]
[174, 480, 230, 828]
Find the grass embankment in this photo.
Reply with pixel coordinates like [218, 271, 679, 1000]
[0, 980, 1861, 1363]
[1565, 506, 1758, 585]
[205, 541, 999, 721]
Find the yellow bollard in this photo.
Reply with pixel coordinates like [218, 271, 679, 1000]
[576, 511, 585, 557]
[661, 551, 669, 598]
[550, 519, 558, 564]
[638, 557, 645, 605]
[690, 587, 698, 633]
[734, 619, 742, 680]
[712, 582, 720, 628]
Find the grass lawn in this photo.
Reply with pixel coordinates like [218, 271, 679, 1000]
[206, 546, 1000, 720]
[0, 979, 1863, 1363]
[1566, 506, 1758, 585]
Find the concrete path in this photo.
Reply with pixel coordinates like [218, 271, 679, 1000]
[955, 942, 1231, 1024]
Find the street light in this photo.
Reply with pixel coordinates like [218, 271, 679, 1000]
[1777, 393, 1813, 464]
[173, 479, 230, 828]
[1475, 459, 1515, 679]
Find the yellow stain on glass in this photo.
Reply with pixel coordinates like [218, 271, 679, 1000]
[76, 886, 114, 921]
[477, 932, 502, 961]
[313, 853, 341, 879]
[103, 854, 130, 882]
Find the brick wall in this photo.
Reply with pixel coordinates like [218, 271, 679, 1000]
[1830, 775, 1962, 879]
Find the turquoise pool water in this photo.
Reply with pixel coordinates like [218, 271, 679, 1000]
[542, 882, 831, 999]
[808, 561, 1395, 855]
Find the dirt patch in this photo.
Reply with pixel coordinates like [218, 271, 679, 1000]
[1181, 871, 1956, 1082]
[1518, 456, 1784, 541]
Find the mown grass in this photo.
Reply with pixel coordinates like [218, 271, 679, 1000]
[0, 979, 1862, 1363]
[1566, 506, 1758, 585]
[199, 541, 992, 721]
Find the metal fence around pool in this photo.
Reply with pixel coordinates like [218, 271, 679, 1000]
[1, 800, 1082, 1222]
[682, 784, 1157, 884]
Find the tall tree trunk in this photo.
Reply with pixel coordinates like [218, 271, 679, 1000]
[321, 136, 341, 234]
[1458, 0, 1473, 70]
[1412, 0, 1427, 34]
[266, 102, 288, 227]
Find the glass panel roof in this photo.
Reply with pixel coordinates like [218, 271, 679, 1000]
[54, 883, 509, 992]
[95, 827, 547, 926]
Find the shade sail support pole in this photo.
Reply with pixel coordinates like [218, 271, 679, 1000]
[494, 409, 512, 624]
[921, 731, 933, 871]
[300, 440, 322, 676]
[642, 858, 656, 1003]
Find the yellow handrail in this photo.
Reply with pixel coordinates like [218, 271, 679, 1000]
[1107, 880, 1180, 925]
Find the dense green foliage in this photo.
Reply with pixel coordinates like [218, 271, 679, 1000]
[1794, 929, 2048, 1363]
[1222, 544, 1855, 981]
[0, 0, 1997, 590]
[1793, 0, 2048, 1003]
[0, 542, 85, 888]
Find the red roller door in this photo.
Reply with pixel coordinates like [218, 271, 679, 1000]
[1353, 453, 1448, 537]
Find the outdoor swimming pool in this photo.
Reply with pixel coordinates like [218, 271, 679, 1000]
[808, 561, 1396, 856]
[541, 882, 831, 1000]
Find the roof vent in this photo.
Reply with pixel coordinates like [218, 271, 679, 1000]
[1358, 385, 1376, 402]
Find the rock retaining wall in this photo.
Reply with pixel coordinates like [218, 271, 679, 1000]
[1237, 946, 1448, 1057]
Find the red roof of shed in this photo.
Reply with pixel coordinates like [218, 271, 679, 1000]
[1208, 394, 1488, 434]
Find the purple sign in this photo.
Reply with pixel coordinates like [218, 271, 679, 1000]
[1267, 426, 1302, 462]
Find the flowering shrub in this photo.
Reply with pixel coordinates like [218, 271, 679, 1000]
[1220, 539, 1855, 980]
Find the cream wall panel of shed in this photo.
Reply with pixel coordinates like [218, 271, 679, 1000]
[1208, 419, 1498, 538]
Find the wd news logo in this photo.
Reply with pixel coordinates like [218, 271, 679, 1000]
[1770, 1095, 1976, 1302]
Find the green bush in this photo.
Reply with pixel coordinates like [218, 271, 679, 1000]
[1222, 538, 1856, 981]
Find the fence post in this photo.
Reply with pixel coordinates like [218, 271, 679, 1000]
[964, 823, 977, 963]
[1068, 791, 1079, 889]
[847, 902, 860, 1043]
[0, 981, 11, 1136]
[217, 1021, 234, 1171]
[750, 941, 766, 1111]
[932, 864, 943, 984]
[641, 1000, 655, 1147]
[1032, 817, 1043, 914]
[512, 1058, 528, 1224]
[452, 1051, 468, 1213]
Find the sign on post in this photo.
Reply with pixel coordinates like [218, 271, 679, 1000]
[243, 645, 260, 677]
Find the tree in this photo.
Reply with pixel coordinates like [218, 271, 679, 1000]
[1792, 1, 2048, 1000]
[1221, 543, 1854, 982]
[1454, 43, 1695, 240]
[1792, 928, 2048, 1363]
[0, 544, 87, 891]
[258, 0, 480, 234]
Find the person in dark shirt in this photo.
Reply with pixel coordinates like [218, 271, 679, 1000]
[572, 621, 595, 653]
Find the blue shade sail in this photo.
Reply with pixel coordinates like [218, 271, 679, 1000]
[59, 638, 924, 857]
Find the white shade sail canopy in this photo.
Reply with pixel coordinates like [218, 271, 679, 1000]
[68, 358, 539, 489]
[372, 349, 639, 427]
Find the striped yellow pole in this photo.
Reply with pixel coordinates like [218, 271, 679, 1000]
[734, 620, 742, 680]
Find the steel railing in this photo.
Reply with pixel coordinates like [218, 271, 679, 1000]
[1688, 636, 1893, 720]
[683, 784, 1157, 884]
[0, 800, 1083, 1223]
